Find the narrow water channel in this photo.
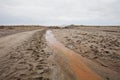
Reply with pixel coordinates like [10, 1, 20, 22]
[45, 30, 102, 80]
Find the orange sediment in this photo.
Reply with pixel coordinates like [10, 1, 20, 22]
[64, 49, 102, 80]
[46, 30, 102, 80]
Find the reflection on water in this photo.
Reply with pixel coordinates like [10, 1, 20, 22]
[46, 30, 69, 51]
[45, 30, 102, 80]
[45, 30, 57, 43]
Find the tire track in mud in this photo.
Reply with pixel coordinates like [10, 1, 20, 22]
[46, 30, 103, 80]
[0, 29, 104, 80]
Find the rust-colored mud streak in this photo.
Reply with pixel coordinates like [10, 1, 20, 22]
[46, 30, 102, 80]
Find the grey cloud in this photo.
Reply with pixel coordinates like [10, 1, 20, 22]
[0, 0, 120, 25]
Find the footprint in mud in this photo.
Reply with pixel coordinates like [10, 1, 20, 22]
[15, 64, 28, 70]
[36, 65, 44, 70]
[38, 59, 45, 62]
[28, 63, 34, 71]
[36, 70, 44, 74]
[17, 62, 34, 71]
[40, 60, 47, 64]
[33, 77, 50, 80]
[19, 73, 27, 77]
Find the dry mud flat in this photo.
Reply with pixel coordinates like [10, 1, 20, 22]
[0, 28, 25, 38]
[0, 29, 55, 80]
[0, 26, 43, 38]
[52, 27, 120, 80]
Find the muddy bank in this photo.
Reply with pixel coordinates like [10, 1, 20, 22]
[52, 27, 120, 80]
[0, 29, 54, 80]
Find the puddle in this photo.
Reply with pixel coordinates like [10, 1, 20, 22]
[45, 30, 58, 44]
[45, 30, 102, 80]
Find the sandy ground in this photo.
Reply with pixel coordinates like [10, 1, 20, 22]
[0, 26, 120, 80]
[0, 29, 56, 80]
[52, 27, 120, 80]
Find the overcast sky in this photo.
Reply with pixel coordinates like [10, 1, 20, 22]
[0, 0, 120, 25]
